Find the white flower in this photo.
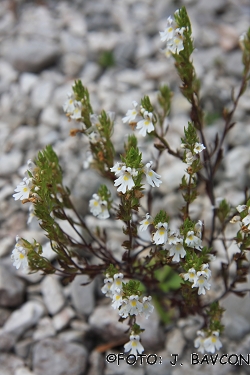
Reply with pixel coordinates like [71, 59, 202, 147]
[194, 142, 206, 154]
[204, 331, 222, 353]
[201, 263, 211, 279]
[63, 92, 76, 114]
[230, 215, 241, 224]
[110, 273, 124, 293]
[194, 220, 203, 238]
[236, 204, 247, 213]
[89, 194, 110, 219]
[139, 213, 153, 231]
[83, 151, 93, 169]
[114, 167, 138, 194]
[162, 47, 172, 58]
[239, 32, 247, 49]
[159, 16, 176, 42]
[143, 161, 162, 187]
[194, 330, 206, 354]
[27, 159, 37, 174]
[185, 231, 202, 250]
[119, 295, 143, 318]
[141, 296, 154, 319]
[169, 239, 186, 262]
[112, 288, 124, 309]
[70, 101, 82, 120]
[88, 131, 101, 144]
[185, 151, 195, 165]
[136, 111, 154, 137]
[153, 222, 168, 245]
[167, 27, 185, 54]
[183, 267, 197, 283]
[124, 335, 144, 356]
[122, 101, 141, 124]
[242, 208, 250, 226]
[101, 277, 113, 297]
[13, 177, 32, 201]
[110, 162, 125, 177]
[127, 295, 143, 315]
[192, 271, 211, 295]
[27, 204, 35, 225]
[168, 231, 180, 245]
[11, 236, 29, 271]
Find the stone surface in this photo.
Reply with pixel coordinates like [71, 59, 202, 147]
[32, 338, 88, 375]
[0, 353, 24, 375]
[41, 276, 65, 315]
[89, 305, 129, 342]
[70, 275, 95, 316]
[7, 40, 60, 73]
[165, 328, 186, 358]
[0, 151, 23, 177]
[0, 266, 26, 308]
[0, 0, 250, 373]
[3, 301, 45, 338]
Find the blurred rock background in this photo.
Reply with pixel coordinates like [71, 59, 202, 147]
[0, 0, 250, 374]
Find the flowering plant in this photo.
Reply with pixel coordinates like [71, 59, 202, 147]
[12, 7, 250, 355]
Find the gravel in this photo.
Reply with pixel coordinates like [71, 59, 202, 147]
[0, 0, 250, 374]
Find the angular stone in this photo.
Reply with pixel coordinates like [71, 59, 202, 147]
[33, 317, 56, 341]
[15, 367, 37, 375]
[89, 304, 129, 342]
[41, 276, 65, 315]
[7, 40, 60, 73]
[137, 308, 165, 351]
[0, 353, 24, 374]
[3, 300, 45, 338]
[14, 337, 33, 359]
[40, 106, 60, 128]
[0, 329, 16, 352]
[165, 328, 186, 357]
[52, 307, 75, 331]
[32, 338, 88, 375]
[70, 275, 95, 316]
[0, 265, 26, 308]
[0, 151, 23, 177]
[31, 80, 54, 109]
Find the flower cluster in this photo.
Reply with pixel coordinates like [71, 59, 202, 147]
[140, 215, 203, 263]
[89, 193, 109, 219]
[13, 160, 39, 226]
[11, 236, 30, 271]
[230, 204, 250, 232]
[194, 330, 222, 354]
[183, 263, 211, 295]
[181, 142, 206, 165]
[111, 161, 161, 194]
[122, 101, 155, 136]
[159, 14, 186, 57]
[101, 273, 154, 320]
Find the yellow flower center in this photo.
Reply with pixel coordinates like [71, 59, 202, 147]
[19, 253, 25, 259]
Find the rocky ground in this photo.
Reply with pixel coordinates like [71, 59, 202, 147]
[0, 0, 250, 374]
